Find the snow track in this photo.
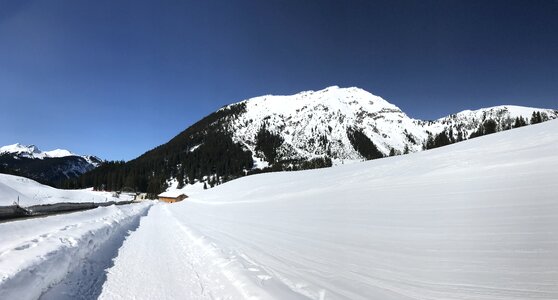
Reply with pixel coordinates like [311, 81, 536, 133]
[99, 204, 304, 299]
[0, 202, 152, 300]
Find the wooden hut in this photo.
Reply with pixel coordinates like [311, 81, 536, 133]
[157, 190, 188, 203]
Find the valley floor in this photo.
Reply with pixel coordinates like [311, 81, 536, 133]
[1, 120, 558, 299]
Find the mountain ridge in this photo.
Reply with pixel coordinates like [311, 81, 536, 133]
[220, 86, 556, 165]
[0, 143, 102, 186]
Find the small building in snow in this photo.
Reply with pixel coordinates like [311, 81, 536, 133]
[157, 190, 188, 203]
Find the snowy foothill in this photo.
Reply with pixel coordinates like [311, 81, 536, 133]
[0, 173, 132, 207]
[98, 120, 558, 299]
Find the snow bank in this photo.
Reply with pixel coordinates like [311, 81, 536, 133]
[103, 120, 558, 299]
[0, 173, 131, 207]
[0, 202, 152, 300]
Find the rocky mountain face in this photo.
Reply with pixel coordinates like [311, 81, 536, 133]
[0, 144, 102, 186]
[71, 86, 557, 194]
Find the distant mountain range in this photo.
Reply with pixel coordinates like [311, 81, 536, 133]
[69, 86, 557, 195]
[0, 143, 102, 186]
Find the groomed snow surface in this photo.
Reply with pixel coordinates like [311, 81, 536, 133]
[1, 120, 558, 299]
[101, 120, 558, 299]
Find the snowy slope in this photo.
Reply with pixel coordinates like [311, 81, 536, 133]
[0, 173, 130, 206]
[218, 86, 557, 165]
[101, 120, 558, 300]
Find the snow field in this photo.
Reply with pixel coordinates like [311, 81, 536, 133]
[102, 120, 558, 299]
[0, 202, 152, 300]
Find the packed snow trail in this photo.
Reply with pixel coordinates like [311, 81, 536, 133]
[106, 120, 555, 299]
[0, 202, 152, 300]
[99, 204, 305, 299]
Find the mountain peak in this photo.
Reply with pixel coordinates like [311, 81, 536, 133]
[0, 143, 40, 155]
[1, 143, 76, 159]
[237, 85, 400, 119]
[28, 145, 41, 154]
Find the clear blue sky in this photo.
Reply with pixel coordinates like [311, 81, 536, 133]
[1, 0, 557, 160]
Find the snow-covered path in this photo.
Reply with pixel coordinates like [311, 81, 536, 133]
[0, 202, 152, 300]
[99, 121, 558, 300]
[100, 204, 304, 299]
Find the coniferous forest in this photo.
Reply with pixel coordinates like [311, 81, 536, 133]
[60, 103, 253, 196]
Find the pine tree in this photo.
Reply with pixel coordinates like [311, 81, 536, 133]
[176, 167, 185, 189]
[531, 111, 541, 124]
[483, 119, 497, 135]
[513, 116, 527, 128]
[403, 145, 410, 154]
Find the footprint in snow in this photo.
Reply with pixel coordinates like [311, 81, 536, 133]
[59, 237, 78, 247]
[257, 275, 272, 281]
[14, 244, 32, 251]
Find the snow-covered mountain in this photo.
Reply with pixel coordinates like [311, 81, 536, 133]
[221, 86, 557, 165]
[0, 143, 73, 159]
[0, 143, 102, 185]
[76, 86, 557, 194]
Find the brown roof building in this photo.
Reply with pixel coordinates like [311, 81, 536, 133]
[157, 190, 188, 203]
